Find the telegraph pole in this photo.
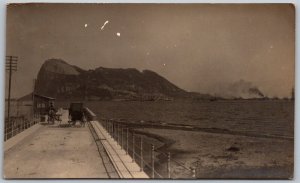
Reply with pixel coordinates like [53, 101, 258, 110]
[32, 79, 36, 119]
[6, 56, 18, 125]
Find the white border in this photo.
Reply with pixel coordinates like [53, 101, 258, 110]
[0, 1, 298, 183]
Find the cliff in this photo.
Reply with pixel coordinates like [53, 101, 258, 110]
[34, 59, 188, 101]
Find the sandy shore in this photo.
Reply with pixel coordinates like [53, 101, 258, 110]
[137, 128, 293, 179]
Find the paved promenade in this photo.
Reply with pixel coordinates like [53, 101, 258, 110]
[4, 110, 110, 179]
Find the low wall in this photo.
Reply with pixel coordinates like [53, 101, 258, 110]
[83, 107, 97, 121]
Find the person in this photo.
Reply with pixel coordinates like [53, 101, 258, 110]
[81, 113, 87, 127]
[47, 102, 57, 124]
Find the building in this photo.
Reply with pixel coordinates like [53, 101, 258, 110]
[17, 93, 55, 116]
[33, 94, 55, 115]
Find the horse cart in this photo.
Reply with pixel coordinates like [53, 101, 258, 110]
[68, 102, 86, 127]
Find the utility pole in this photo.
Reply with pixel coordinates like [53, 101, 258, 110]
[6, 56, 18, 126]
[32, 79, 36, 119]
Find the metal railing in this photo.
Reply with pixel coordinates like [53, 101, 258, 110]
[4, 114, 40, 141]
[83, 107, 97, 121]
[100, 118, 197, 179]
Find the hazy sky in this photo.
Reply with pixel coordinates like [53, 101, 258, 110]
[6, 3, 295, 98]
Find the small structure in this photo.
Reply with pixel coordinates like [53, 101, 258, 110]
[18, 93, 33, 106]
[16, 93, 55, 121]
[33, 94, 55, 116]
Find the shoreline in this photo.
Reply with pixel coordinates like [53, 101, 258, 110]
[134, 127, 293, 179]
[106, 119, 293, 141]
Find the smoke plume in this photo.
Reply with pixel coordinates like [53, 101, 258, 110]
[215, 80, 265, 99]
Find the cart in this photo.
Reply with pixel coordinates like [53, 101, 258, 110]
[68, 102, 86, 127]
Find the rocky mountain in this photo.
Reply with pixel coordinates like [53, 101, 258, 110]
[34, 59, 188, 101]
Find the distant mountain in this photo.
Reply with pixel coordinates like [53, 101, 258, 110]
[34, 59, 190, 101]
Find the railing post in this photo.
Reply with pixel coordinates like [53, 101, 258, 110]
[112, 122, 114, 137]
[107, 121, 109, 133]
[108, 121, 112, 136]
[191, 167, 196, 178]
[116, 123, 118, 142]
[109, 121, 111, 134]
[102, 120, 105, 130]
[118, 124, 120, 145]
[126, 128, 129, 154]
[107, 120, 109, 131]
[111, 122, 113, 137]
[110, 121, 112, 136]
[167, 152, 171, 178]
[140, 136, 143, 172]
[111, 121, 113, 135]
[115, 123, 118, 140]
[11, 120, 13, 137]
[132, 132, 135, 162]
[112, 122, 114, 138]
[121, 126, 124, 148]
[151, 144, 155, 178]
[112, 121, 114, 136]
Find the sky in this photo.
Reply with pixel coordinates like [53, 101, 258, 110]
[5, 3, 295, 98]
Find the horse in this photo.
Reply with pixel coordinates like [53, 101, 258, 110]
[48, 109, 56, 124]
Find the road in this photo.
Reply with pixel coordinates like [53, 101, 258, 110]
[4, 110, 110, 178]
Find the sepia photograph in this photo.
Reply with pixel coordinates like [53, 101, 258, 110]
[3, 3, 295, 179]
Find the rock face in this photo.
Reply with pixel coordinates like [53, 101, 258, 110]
[35, 59, 187, 100]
